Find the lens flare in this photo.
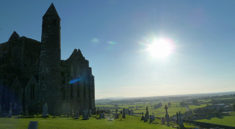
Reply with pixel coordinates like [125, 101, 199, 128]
[69, 78, 81, 84]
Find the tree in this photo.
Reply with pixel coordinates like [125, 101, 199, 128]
[180, 102, 186, 107]
[192, 99, 199, 105]
[233, 104, 235, 111]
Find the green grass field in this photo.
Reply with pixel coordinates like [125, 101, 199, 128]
[99, 101, 207, 118]
[197, 112, 235, 127]
[0, 116, 174, 129]
[0, 101, 207, 129]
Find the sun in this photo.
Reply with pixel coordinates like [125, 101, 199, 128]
[146, 37, 175, 60]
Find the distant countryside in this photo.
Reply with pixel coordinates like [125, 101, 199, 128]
[1, 92, 235, 129]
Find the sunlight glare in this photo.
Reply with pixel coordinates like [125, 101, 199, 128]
[146, 37, 175, 60]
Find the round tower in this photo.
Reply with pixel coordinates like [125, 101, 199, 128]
[41, 3, 61, 61]
[39, 3, 62, 115]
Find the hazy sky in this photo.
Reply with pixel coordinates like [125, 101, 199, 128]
[1, 0, 235, 99]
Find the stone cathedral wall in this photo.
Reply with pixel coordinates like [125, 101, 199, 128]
[0, 4, 95, 116]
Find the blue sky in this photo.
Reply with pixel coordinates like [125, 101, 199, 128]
[1, 0, 235, 99]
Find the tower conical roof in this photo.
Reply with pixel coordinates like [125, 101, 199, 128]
[8, 31, 20, 41]
[43, 3, 60, 19]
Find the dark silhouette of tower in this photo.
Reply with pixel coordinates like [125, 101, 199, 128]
[41, 3, 61, 63]
[39, 3, 62, 114]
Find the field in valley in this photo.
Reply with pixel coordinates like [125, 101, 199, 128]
[197, 112, 235, 127]
[96, 93, 235, 127]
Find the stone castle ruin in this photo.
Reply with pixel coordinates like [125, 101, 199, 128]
[0, 4, 95, 115]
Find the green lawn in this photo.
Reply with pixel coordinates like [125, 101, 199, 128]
[197, 112, 235, 127]
[188, 104, 207, 110]
[0, 116, 174, 129]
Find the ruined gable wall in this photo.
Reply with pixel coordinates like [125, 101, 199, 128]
[0, 37, 41, 114]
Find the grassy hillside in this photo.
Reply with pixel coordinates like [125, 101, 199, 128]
[0, 116, 174, 129]
[197, 112, 235, 127]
